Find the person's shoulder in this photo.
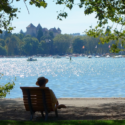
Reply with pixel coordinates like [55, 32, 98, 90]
[49, 88, 53, 92]
[49, 88, 55, 94]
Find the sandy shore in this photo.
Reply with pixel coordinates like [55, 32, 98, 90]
[1, 98, 125, 120]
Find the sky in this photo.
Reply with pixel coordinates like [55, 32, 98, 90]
[11, 0, 122, 35]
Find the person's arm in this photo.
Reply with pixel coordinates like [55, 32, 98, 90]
[49, 89, 66, 109]
[49, 89, 58, 105]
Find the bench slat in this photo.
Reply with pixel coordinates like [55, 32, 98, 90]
[23, 98, 51, 101]
[22, 91, 50, 95]
[23, 95, 51, 98]
[23, 94, 50, 97]
[23, 100, 51, 103]
[25, 107, 53, 111]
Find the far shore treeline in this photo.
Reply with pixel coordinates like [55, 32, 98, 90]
[0, 30, 122, 56]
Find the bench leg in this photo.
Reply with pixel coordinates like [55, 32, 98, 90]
[45, 112, 48, 121]
[41, 111, 45, 118]
[30, 114, 33, 121]
[55, 109, 58, 118]
[41, 111, 48, 121]
[30, 112, 35, 121]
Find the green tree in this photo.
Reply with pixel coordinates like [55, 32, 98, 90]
[5, 35, 20, 55]
[0, 39, 5, 47]
[39, 40, 53, 54]
[49, 31, 54, 39]
[48, 31, 54, 54]
[37, 28, 43, 42]
[76, 35, 112, 55]
[25, 34, 31, 38]
[0, 46, 7, 55]
[72, 38, 84, 54]
[38, 40, 48, 54]
[19, 34, 25, 40]
[37, 40, 45, 54]
[22, 36, 39, 55]
[53, 34, 72, 54]
[15, 33, 25, 41]
[0, 32, 4, 39]
[20, 30, 24, 34]
[0, 73, 15, 98]
[3, 31, 12, 40]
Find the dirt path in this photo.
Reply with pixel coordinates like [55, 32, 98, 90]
[0, 98, 125, 121]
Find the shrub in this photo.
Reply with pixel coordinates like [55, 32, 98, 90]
[0, 73, 15, 98]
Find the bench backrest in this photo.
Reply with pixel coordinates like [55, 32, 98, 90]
[20, 87, 53, 112]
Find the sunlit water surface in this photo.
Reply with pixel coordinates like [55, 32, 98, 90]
[0, 57, 125, 98]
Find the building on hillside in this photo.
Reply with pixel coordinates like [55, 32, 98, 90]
[42, 28, 48, 35]
[25, 23, 61, 37]
[26, 23, 37, 36]
[49, 27, 61, 37]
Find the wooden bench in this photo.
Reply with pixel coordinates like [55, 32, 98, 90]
[20, 87, 58, 121]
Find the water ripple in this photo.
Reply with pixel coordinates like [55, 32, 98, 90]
[0, 57, 125, 98]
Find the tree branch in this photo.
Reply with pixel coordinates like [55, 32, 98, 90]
[23, 0, 30, 14]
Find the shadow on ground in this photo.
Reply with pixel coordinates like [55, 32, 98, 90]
[0, 99, 125, 121]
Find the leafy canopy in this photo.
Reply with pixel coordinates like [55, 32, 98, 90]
[0, 73, 15, 98]
[1, 0, 125, 52]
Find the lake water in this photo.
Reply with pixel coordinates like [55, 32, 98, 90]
[0, 57, 125, 98]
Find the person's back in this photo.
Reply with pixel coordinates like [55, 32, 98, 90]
[36, 76, 66, 110]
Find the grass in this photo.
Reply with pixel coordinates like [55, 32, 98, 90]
[1, 120, 125, 125]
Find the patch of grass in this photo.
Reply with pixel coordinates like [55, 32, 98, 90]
[0, 120, 125, 125]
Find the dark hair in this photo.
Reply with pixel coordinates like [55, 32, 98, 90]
[37, 79, 46, 87]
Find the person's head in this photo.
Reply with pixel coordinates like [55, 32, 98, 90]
[36, 77, 48, 87]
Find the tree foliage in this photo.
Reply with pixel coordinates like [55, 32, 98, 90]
[0, 39, 5, 47]
[5, 35, 20, 55]
[72, 38, 84, 53]
[0, 73, 15, 98]
[37, 27, 43, 42]
[0, 33, 122, 56]
[55, 0, 125, 53]
[0, 46, 7, 55]
[53, 34, 72, 54]
[22, 36, 39, 55]
[1, 0, 125, 52]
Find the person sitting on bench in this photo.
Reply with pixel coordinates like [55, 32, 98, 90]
[36, 77, 66, 110]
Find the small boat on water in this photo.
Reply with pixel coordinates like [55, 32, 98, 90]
[114, 55, 122, 58]
[105, 55, 110, 58]
[118, 55, 123, 58]
[53, 55, 61, 58]
[95, 55, 100, 58]
[88, 55, 92, 58]
[66, 56, 70, 59]
[27, 57, 37, 61]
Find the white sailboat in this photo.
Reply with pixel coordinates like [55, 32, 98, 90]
[114, 55, 122, 58]
[88, 55, 92, 58]
[95, 55, 100, 58]
[106, 55, 110, 58]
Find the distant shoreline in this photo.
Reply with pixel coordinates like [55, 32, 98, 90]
[0, 53, 124, 58]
